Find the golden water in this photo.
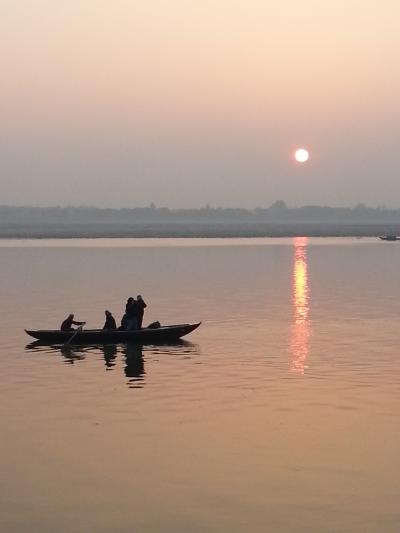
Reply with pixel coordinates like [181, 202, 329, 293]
[0, 237, 399, 532]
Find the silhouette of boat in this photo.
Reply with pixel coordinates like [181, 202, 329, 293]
[25, 322, 201, 344]
[379, 235, 400, 241]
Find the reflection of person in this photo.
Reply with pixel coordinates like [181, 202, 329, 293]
[124, 344, 145, 385]
[103, 310, 117, 330]
[136, 295, 147, 329]
[60, 345, 85, 363]
[101, 344, 118, 369]
[60, 314, 86, 332]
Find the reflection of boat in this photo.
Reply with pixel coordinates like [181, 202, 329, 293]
[25, 322, 201, 344]
[25, 340, 199, 387]
[379, 235, 400, 241]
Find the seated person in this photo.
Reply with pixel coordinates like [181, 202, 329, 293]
[60, 314, 86, 332]
[119, 314, 127, 330]
[103, 310, 117, 330]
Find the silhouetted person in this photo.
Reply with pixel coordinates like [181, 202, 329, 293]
[103, 310, 117, 330]
[120, 315, 127, 330]
[60, 314, 86, 332]
[120, 297, 132, 330]
[136, 295, 147, 329]
[125, 296, 139, 330]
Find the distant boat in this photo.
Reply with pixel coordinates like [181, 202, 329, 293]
[379, 235, 400, 241]
[25, 322, 201, 344]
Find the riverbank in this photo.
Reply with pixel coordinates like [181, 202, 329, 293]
[1, 222, 400, 238]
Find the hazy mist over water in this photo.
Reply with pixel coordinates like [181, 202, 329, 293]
[2, 204, 400, 238]
[1, 237, 400, 532]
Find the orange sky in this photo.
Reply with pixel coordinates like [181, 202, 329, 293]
[1, 0, 400, 206]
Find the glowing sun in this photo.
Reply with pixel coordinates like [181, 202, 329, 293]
[294, 148, 309, 163]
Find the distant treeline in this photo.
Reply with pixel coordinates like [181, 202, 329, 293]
[1, 202, 400, 237]
[2, 201, 400, 225]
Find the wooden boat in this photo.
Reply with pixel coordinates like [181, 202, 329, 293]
[25, 322, 201, 344]
[379, 235, 400, 241]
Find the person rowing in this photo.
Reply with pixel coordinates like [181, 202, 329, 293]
[60, 314, 86, 332]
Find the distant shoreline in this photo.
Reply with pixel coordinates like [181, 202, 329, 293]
[0, 223, 399, 239]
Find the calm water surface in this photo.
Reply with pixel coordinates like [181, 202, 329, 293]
[1, 237, 399, 532]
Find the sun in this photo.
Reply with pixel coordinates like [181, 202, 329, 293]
[294, 148, 309, 163]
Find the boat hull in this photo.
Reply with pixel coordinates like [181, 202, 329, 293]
[379, 235, 400, 241]
[25, 323, 201, 344]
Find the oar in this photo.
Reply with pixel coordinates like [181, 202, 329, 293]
[63, 325, 83, 347]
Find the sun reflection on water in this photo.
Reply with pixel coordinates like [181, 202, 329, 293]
[291, 237, 310, 373]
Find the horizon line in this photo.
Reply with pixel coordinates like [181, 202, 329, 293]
[0, 202, 397, 211]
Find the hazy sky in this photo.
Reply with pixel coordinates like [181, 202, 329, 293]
[1, 0, 400, 207]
